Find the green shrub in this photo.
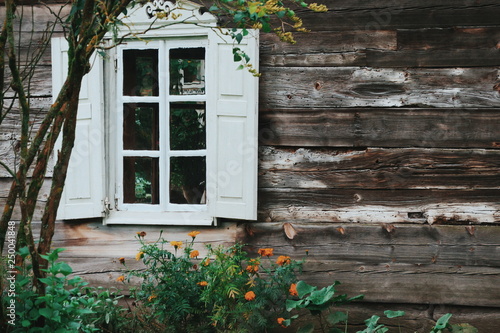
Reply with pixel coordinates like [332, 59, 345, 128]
[2, 247, 127, 333]
[125, 231, 305, 332]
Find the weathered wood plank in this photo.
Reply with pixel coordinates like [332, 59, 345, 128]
[397, 27, 500, 50]
[260, 31, 397, 54]
[259, 67, 500, 108]
[296, 0, 500, 31]
[299, 261, 500, 307]
[366, 49, 500, 68]
[259, 147, 500, 189]
[258, 188, 500, 223]
[238, 223, 500, 266]
[259, 108, 500, 148]
[315, 303, 500, 333]
[0, 178, 51, 220]
[260, 29, 500, 68]
[29, 220, 238, 258]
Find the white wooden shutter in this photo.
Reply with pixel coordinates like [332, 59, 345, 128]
[51, 37, 105, 219]
[207, 30, 259, 220]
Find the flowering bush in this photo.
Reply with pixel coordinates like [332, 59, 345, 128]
[122, 231, 305, 332]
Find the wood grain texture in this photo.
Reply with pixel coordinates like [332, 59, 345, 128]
[258, 188, 500, 223]
[295, 0, 500, 31]
[237, 222, 500, 306]
[259, 108, 500, 148]
[239, 223, 500, 266]
[259, 67, 500, 109]
[259, 147, 500, 189]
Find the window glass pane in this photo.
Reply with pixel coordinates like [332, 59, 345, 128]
[123, 157, 159, 204]
[123, 49, 159, 96]
[123, 104, 159, 150]
[170, 47, 205, 95]
[170, 102, 206, 150]
[170, 156, 206, 204]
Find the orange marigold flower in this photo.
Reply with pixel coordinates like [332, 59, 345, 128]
[148, 294, 157, 302]
[276, 255, 291, 266]
[116, 275, 125, 282]
[289, 283, 298, 296]
[197, 281, 208, 287]
[203, 258, 211, 266]
[244, 291, 256, 301]
[118, 257, 125, 264]
[136, 251, 144, 261]
[136, 231, 147, 237]
[170, 241, 183, 249]
[245, 265, 259, 274]
[277, 317, 287, 328]
[258, 248, 274, 257]
[190, 250, 200, 258]
[188, 231, 200, 238]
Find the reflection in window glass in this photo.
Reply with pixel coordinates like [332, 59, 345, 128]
[123, 49, 159, 96]
[123, 157, 159, 204]
[170, 157, 206, 204]
[170, 102, 206, 150]
[123, 104, 159, 150]
[170, 48, 205, 95]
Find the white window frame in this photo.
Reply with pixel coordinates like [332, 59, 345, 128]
[53, 1, 259, 225]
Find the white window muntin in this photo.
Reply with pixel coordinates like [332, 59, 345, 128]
[115, 38, 209, 213]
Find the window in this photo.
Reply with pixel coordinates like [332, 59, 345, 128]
[52, 3, 259, 225]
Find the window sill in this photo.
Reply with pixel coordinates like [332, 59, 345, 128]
[104, 210, 215, 226]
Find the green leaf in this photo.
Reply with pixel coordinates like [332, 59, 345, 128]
[209, 5, 219, 11]
[434, 313, 453, 330]
[296, 280, 316, 298]
[297, 323, 315, 333]
[58, 262, 73, 276]
[309, 285, 335, 305]
[38, 277, 53, 285]
[286, 298, 305, 311]
[235, 33, 243, 44]
[18, 246, 30, 258]
[384, 310, 405, 318]
[39, 308, 53, 319]
[22, 320, 32, 327]
[327, 311, 348, 325]
[234, 12, 245, 22]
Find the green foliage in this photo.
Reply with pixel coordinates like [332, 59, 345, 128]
[284, 279, 363, 332]
[2, 248, 127, 333]
[126, 231, 305, 332]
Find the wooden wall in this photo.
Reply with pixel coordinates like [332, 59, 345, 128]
[1, 1, 500, 331]
[244, 0, 500, 330]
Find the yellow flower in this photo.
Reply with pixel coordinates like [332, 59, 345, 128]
[136, 251, 144, 261]
[170, 241, 183, 249]
[188, 231, 200, 238]
[197, 281, 208, 286]
[258, 248, 274, 257]
[276, 255, 291, 266]
[116, 275, 125, 282]
[289, 283, 298, 296]
[244, 291, 256, 301]
[203, 258, 211, 266]
[190, 250, 200, 258]
[308, 3, 328, 12]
